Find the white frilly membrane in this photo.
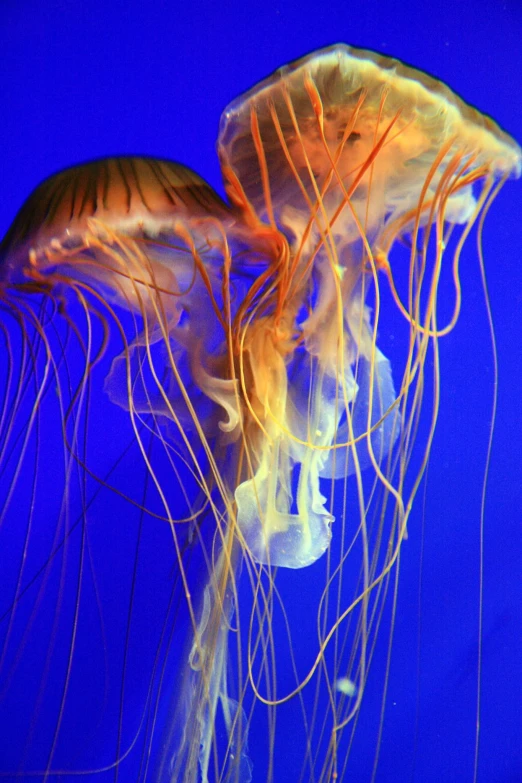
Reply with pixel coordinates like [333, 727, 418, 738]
[234, 311, 399, 567]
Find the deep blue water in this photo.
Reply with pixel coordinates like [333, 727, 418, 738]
[1, 1, 521, 781]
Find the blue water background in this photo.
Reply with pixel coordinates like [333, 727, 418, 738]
[1, 1, 521, 781]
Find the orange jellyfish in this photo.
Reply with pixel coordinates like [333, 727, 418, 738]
[0, 45, 520, 782]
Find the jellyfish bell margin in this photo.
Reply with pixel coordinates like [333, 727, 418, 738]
[0, 44, 520, 783]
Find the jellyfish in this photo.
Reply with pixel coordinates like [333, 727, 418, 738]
[0, 45, 520, 783]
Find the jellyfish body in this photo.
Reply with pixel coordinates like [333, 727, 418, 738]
[0, 45, 520, 783]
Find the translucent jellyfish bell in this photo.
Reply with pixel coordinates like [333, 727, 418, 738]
[1, 156, 232, 307]
[219, 44, 521, 224]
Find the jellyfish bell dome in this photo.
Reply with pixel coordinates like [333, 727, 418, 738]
[219, 44, 521, 239]
[0, 156, 233, 263]
[0, 157, 237, 318]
